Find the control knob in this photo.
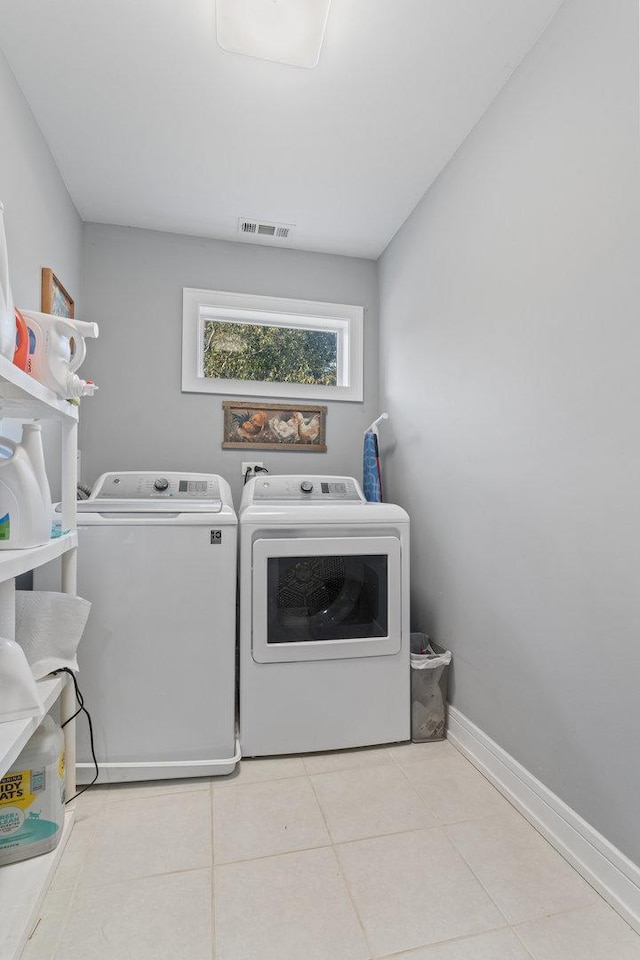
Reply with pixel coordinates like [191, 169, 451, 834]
[154, 477, 170, 491]
[300, 480, 314, 494]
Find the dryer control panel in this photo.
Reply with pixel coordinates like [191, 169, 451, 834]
[252, 476, 363, 502]
[90, 472, 221, 500]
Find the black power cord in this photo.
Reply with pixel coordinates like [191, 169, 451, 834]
[53, 668, 100, 802]
[243, 465, 269, 485]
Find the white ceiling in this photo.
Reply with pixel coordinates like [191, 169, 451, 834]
[0, 0, 564, 259]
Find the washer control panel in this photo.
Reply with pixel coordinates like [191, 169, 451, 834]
[91, 472, 221, 500]
[253, 476, 363, 502]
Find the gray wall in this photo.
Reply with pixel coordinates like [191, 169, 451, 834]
[0, 47, 83, 495]
[0, 48, 82, 313]
[378, 0, 640, 863]
[81, 223, 378, 504]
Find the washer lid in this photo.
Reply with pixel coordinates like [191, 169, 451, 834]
[76, 498, 224, 514]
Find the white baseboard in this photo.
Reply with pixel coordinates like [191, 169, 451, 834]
[447, 706, 640, 934]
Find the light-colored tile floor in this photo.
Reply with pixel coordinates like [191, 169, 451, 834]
[20, 740, 640, 960]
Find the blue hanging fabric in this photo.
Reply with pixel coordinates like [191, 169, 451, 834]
[363, 430, 381, 502]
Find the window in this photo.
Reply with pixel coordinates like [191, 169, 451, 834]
[182, 288, 364, 402]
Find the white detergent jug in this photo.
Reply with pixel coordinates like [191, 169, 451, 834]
[0, 638, 43, 723]
[0, 435, 52, 549]
[0, 201, 16, 361]
[21, 310, 99, 399]
[20, 423, 52, 510]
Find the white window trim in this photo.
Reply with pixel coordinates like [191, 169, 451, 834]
[182, 288, 364, 402]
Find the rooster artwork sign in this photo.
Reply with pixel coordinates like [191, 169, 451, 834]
[222, 401, 327, 452]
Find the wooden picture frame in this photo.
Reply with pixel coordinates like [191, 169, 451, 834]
[41, 268, 74, 318]
[222, 401, 327, 452]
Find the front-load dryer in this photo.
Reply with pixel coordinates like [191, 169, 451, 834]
[36, 471, 239, 783]
[239, 475, 410, 756]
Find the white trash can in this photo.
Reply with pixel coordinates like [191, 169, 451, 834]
[410, 633, 452, 742]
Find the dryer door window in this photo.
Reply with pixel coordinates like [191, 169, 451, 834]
[252, 536, 402, 663]
[268, 553, 388, 643]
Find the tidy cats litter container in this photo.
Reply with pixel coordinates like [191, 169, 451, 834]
[0, 716, 65, 866]
[410, 633, 452, 742]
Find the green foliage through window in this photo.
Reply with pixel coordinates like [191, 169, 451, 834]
[203, 321, 338, 386]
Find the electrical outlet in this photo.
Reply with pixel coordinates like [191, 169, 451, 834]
[241, 461, 264, 479]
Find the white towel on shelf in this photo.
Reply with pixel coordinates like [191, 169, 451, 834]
[15, 591, 91, 680]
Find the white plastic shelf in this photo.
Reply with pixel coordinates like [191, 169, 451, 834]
[0, 674, 68, 779]
[0, 355, 78, 421]
[0, 809, 75, 960]
[0, 345, 80, 958]
[0, 532, 78, 585]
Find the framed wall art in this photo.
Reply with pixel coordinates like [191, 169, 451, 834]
[41, 267, 74, 318]
[222, 401, 327, 452]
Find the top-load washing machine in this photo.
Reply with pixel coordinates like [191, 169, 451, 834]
[37, 471, 239, 782]
[239, 475, 410, 756]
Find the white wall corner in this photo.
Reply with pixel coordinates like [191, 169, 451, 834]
[447, 706, 640, 935]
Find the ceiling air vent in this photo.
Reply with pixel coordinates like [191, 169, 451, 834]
[238, 218, 294, 243]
